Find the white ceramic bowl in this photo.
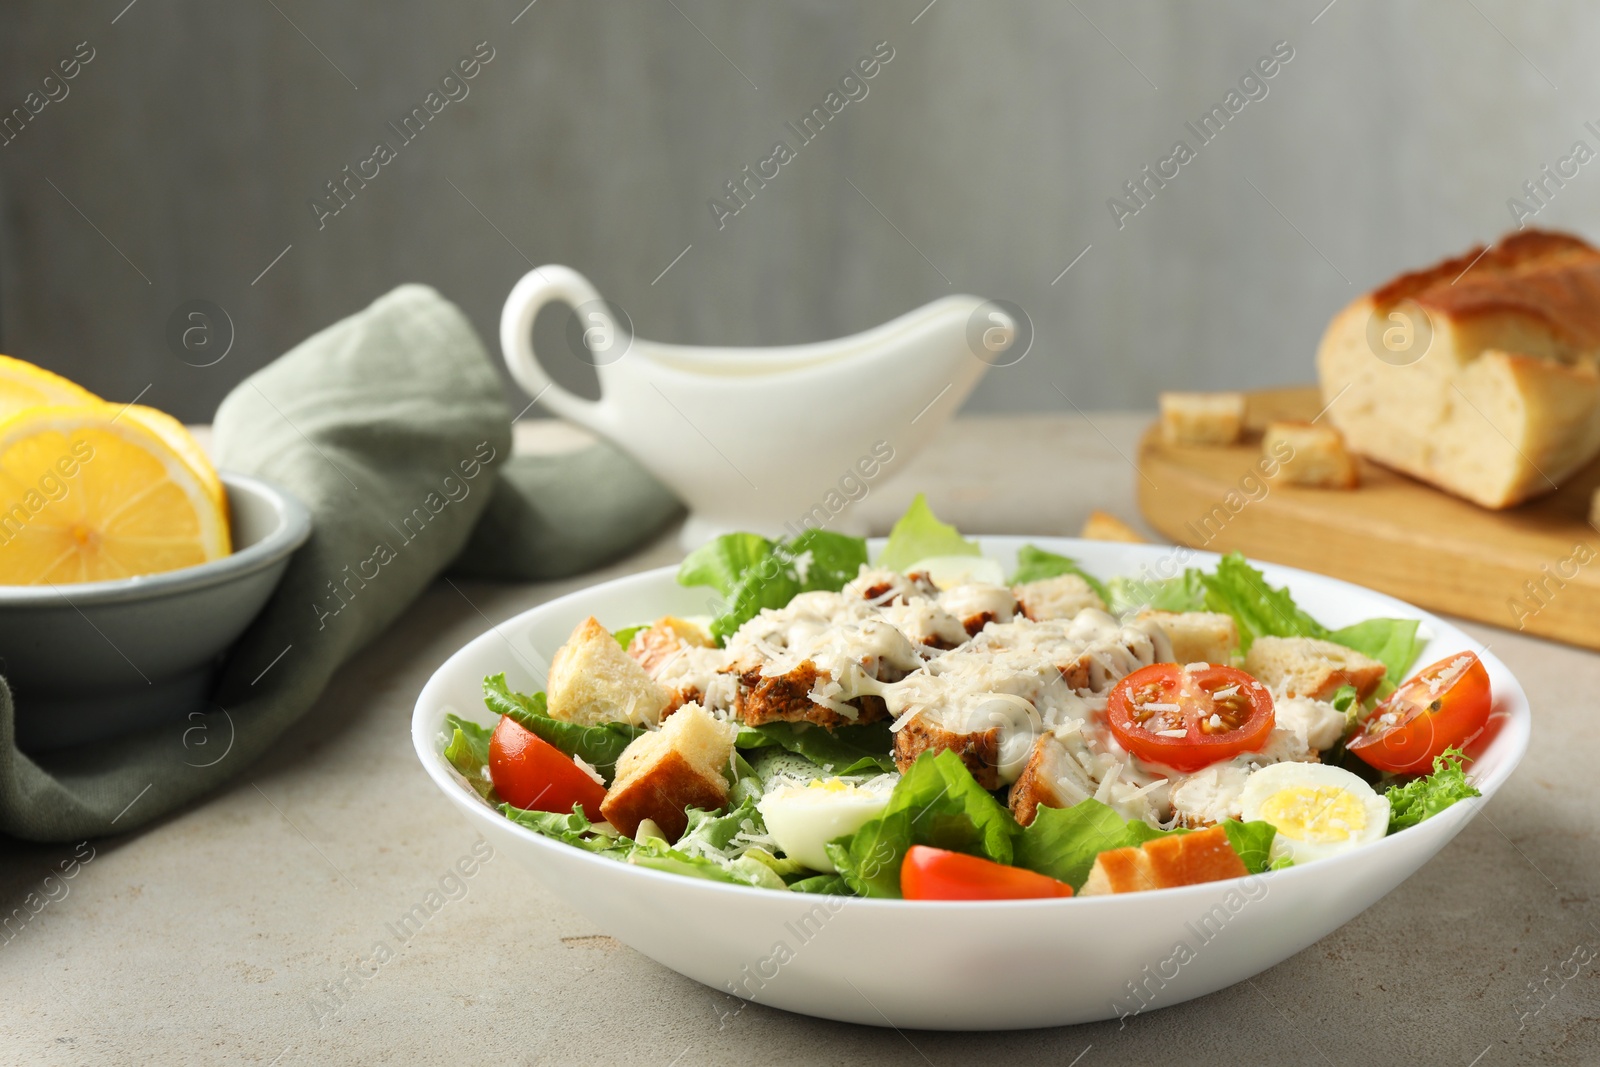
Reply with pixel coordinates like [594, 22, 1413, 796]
[411, 538, 1530, 1030]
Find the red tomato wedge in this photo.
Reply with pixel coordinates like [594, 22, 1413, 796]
[1106, 663, 1275, 773]
[1348, 652, 1492, 774]
[900, 845, 1074, 901]
[489, 715, 607, 821]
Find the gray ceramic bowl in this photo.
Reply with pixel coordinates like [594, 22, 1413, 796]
[1, 471, 311, 751]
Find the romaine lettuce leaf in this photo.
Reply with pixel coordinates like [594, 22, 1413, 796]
[788, 528, 870, 592]
[1010, 545, 1111, 604]
[1385, 748, 1481, 832]
[482, 674, 642, 780]
[826, 750, 1016, 898]
[788, 874, 854, 895]
[613, 624, 647, 650]
[677, 529, 865, 645]
[500, 803, 636, 857]
[677, 532, 776, 597]
[443, 714, 496, 800]
[1200, 552, 1329, 651]
[1197, 553, 1422, 685]
[1010, 798, 1177, 890]
[1011, 800, 1281, 886]
[734, 720, 898, 775]
[1219, 819, 1280, 874]
[878, 493, 980, 572]
[1106, 569, 1208, 616]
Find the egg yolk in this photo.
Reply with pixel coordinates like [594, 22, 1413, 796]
[1258, 786, 1367, 843]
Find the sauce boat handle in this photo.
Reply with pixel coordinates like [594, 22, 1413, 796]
[498, 265, 621, 433]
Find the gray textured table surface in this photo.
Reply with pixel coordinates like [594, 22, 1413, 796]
[3, 415, 1595, 1066]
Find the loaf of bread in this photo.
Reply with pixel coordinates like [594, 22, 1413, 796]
[1316, 229, 1600, 509]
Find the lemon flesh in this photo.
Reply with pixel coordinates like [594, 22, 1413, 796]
[0, 404, 230, 584]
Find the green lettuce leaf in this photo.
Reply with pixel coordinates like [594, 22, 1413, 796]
[1385, 748, 1481, 832]
[1198, 553, 1421, 686]
[826, 750, 1016, 898]
[878, 493, 980, 572]
[674, 798, 766, 858]
[677, 532, 776, 597]
[443, 715, 496, 800]
[1219, 819, 1280, 874]
[482, 674, 642, 781]
[1010, 545, 1111, 604]
[788, 874, 855, 895]
[676, 533, 802, 645]
[788, 528, 869, 592]
[1105, 569, 1209, 616]
[1200, 552, 1329, 651]
[613, 624, 647, 650]
[500, 803, 637, 857]
[1010, 798, 1177, 890]
[734, 720, 897, 775]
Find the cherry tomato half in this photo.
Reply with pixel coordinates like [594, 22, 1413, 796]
[899, 845, 1074, 901]
[489, 715, 607, 821]
[1348, 652, 1492, 774]
[1106, 663, 1276, 773]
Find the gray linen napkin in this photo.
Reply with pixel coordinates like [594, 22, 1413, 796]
[0, 284, 680, 842]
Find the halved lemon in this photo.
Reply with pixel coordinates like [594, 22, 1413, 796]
[115, 403, 226, 512]
[0, 404, 231, 585]
[0, 354, 101, 421]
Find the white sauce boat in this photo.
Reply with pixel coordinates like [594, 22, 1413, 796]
[500, 265, 1014, 547]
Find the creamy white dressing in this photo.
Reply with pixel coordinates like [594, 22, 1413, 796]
[936, 582, 1019, 627]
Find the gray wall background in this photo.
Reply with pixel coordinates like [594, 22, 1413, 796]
[0, 0, 1593, 422]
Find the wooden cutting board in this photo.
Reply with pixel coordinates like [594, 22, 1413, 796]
[1137, 386, 1600, 651]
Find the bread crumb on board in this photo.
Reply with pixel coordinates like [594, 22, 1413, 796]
[1160, 391, 1246, 446]
[1263, 421, 1360, 489]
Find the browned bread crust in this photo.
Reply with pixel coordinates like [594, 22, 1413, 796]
[1373, 230, 1600, 345]
[598, 749, 727, 841]
[1317, 228, 1600, 508]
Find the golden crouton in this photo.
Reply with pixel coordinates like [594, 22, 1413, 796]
[892, 712, 1002, 789]
[1014, 574, 1106, 622]
[599, 702, 735, 841]
[547, 617, 670, 728]
[1263, 420, 1360, 489]
[1079, 824, 1247, 895]
[1137, 610, 1240, 665]
[734, 660, 888, 729]
[626, 615, 713, 676]
[1160, 391, 1246, 446]
[1243, 635, 1386, 700]
[1080, 509, 1147, 543]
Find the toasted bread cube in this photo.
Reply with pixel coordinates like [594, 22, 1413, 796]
[1264, 420, 1359, 489]
[1160, 391, 1245, 446]
[893, 712, 1002, 790]
[1078, 825, 1247, 895]
[599, 702, 735, 840]
[547, 617, 670, 728]
[1014, 574, 1106, 622]
[1590, 486, 1600, 531]
[627, 615, 714, 676]
[1244, 635, 1386, 700]
[1080, 509, 1147, 543]
[1137, 610, 1240, 665]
